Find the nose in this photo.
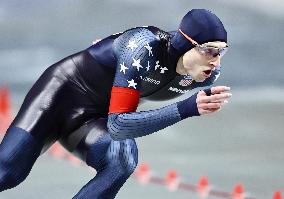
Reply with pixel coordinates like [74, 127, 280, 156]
[209, 55, 221, 68]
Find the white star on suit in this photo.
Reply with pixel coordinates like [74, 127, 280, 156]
[132, 58, 143, 71]
[127, 79, 137, 89]
[214, 73, 220, 81]
[154, 60, 160, 70]
[146, 61, 151, 71]
[160, 67, 168, 74]
[127, 40, 138, 51]
[144, 42, 153, 56]
[120, 62, 129, 74]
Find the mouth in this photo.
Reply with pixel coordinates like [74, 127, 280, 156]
[202, 69, 212, 77]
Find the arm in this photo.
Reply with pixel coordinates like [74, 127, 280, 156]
[108, 86, 231, 141]
[108, 92, 199, 141]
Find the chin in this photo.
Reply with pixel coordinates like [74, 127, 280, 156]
[194, 77, 206, 82]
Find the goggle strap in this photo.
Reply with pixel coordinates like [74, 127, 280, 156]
[179, 29, 229, 57]
[178, 29, 199, 46]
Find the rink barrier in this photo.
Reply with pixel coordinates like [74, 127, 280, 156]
[0, 86, 282, 199]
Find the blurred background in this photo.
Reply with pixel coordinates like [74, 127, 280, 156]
[0, 0, 283, 198]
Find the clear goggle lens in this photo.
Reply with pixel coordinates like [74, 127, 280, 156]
[196, 45, 229, 58]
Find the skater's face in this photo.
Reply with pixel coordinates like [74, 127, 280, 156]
[176, 29, 228, 82]
[177, 41, 227, 82]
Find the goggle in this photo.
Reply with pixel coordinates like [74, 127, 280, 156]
[178, 29, 228, 58]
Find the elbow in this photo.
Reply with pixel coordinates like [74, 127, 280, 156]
[107, 116, 126, 141]
[107, 126, 124, 141]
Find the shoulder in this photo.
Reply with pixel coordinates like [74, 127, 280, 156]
[121, 26, 158, 39]
[113, 27, 160, 51]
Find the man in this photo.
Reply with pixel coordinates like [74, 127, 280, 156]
[0, 9, 231, 198]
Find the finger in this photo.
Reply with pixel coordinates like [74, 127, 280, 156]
[207, 107, 221, 112]
[198, 102, 222, 109]
[197, 93, 232, 103]
[206, 101, 228, 110]
[209, 93, 232, 102]
[199, 109, 212, 115]
[211, 99, 229, 103]
[219, 100, 229, 106]
[207, 101, 229, 111]
[211, 86, 230, 94]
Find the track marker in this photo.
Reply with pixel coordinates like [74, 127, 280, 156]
[49, 143, 66, 159]
[165, 169, 180, 191]
[66, 154, 82, 166]
[134, 163, 151, 184]
[0, 87, 12, 134]
[233, 183, 245, 199]
[197, 176, 211, 198]
[273, 191, 282, 199]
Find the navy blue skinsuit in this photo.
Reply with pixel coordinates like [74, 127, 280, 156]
[0, 26, 220, 198]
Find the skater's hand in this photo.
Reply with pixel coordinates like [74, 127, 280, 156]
[196, 86, 231, 115]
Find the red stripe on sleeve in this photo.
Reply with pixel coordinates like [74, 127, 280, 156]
[108, 86, 140, 114]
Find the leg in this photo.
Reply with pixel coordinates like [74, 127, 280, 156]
[63, 118, 138, 199]
[75, 136, 138, 199]
[0, 126, 43, 191]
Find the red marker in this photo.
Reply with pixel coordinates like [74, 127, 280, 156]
[49, 142, 67, 159]
[197, 176, 211, 198]
[0, 87, 12, 134]
[0, 87, 10, 115]
[165, 169, 180, 191]
[232, 183, 245, 199]
[0, 114, 6, 134]
[134, 163, 151, 184]
[273, 191, 282, 199]
[66, 154, 82, 166]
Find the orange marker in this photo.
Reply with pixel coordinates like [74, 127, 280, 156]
[49, 142, 67, 159]
[197, 176, 211, 198]
[66, 154, 82, 166]
[165, 169, 180, 191]
[133, 163, 151, 184]
[0, 87, 12, 134]
[232, 183, 245, 199]
[0, 114, 5, 135]
[273, 191, 282, 199]
[0, 87, 10, 115]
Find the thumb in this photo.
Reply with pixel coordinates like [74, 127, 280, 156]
[211, 86, 231, 94]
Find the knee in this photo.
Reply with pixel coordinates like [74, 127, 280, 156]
[111, 139, 138, 177]
[86, 137, 138, 178]
[124, 139, 138, 176]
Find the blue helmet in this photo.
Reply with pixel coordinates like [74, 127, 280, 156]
[171, 9, 227, 57]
